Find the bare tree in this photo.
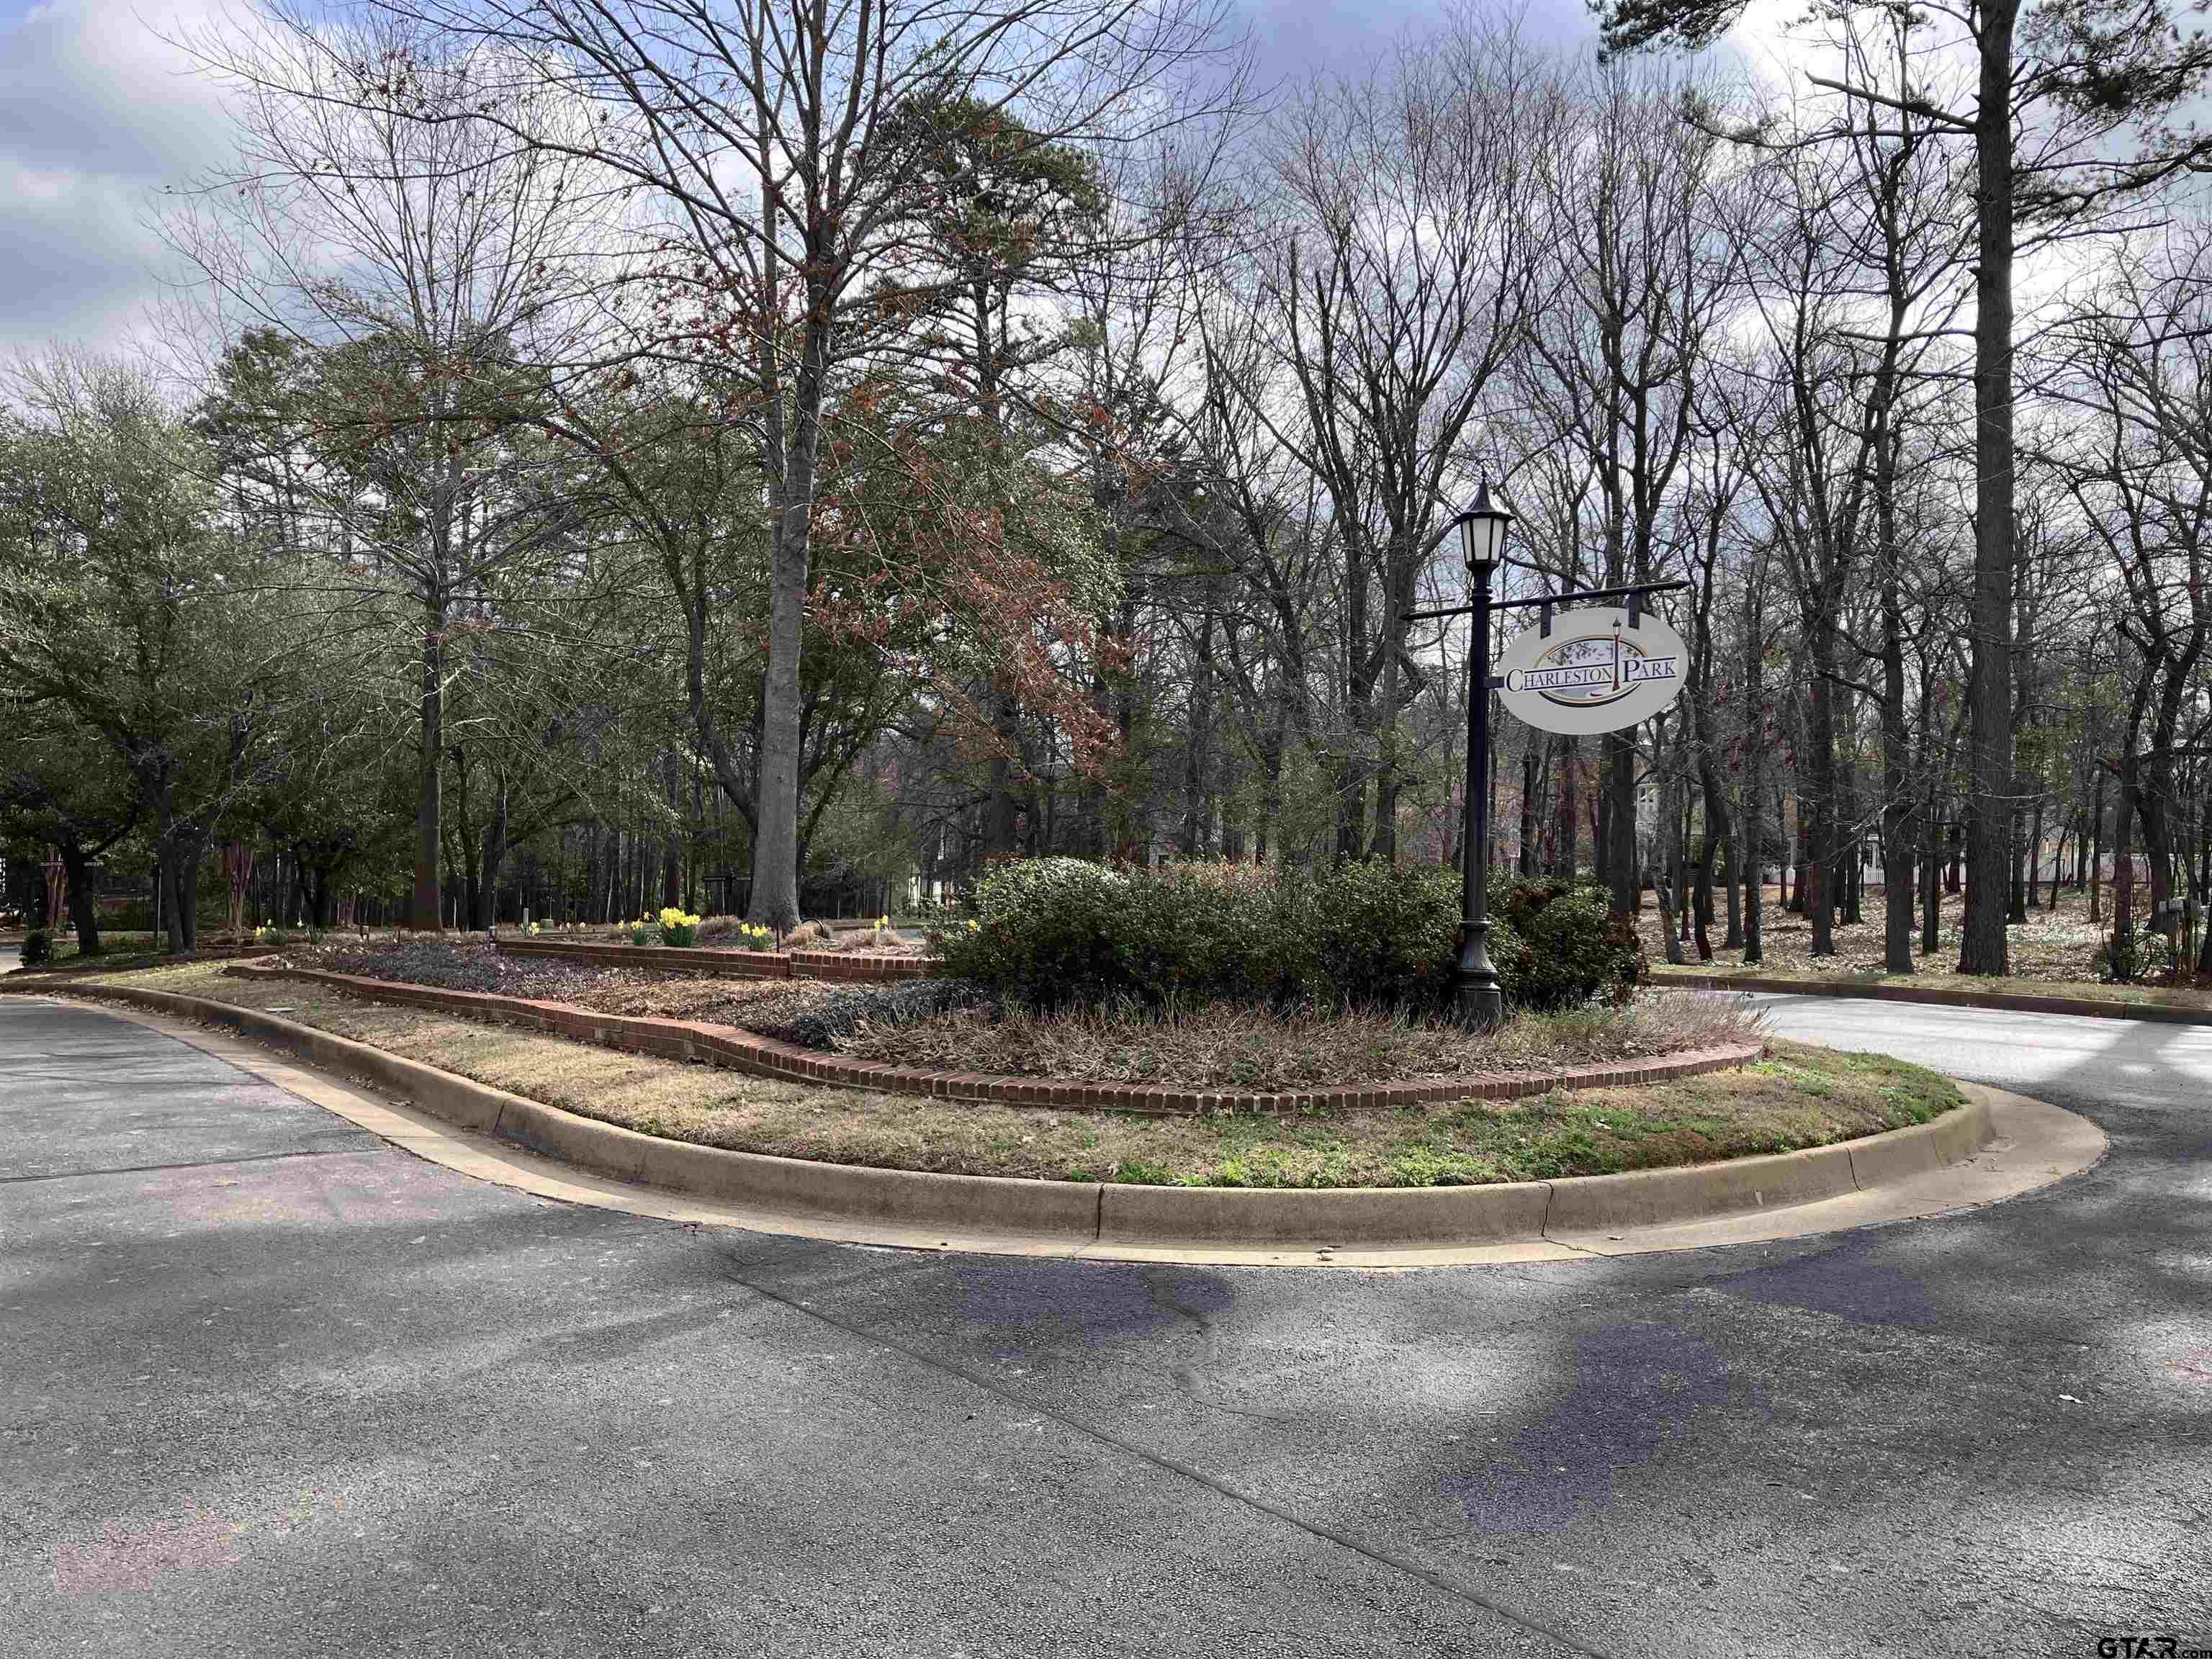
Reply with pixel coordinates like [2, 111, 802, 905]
[1523, 56, 1745, 914]
[1219, 15, 1559, 862]
[168, 9, 601, 929]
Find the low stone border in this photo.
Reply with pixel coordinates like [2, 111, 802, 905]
[495, 935, 931, 983]
[29, 983, 1995, 1247]
[215, 961, 1763, 1115]
[1655, 969, 2212, 1028]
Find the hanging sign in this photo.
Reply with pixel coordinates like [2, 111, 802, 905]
[1494, 605, 1686, 735]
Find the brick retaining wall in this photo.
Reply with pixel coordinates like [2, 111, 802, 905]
[493, 936, 932, 983]
[222, 961, 1762, 1118]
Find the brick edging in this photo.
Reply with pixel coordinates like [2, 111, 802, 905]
[493, 936, 932, 982]
[217, 961, 1761, 1115]
[1653, 970, 2212, 1027]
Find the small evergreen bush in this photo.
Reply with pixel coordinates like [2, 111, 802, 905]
[20, 928, 51, 967]
[1489, 878, 1644, 1008]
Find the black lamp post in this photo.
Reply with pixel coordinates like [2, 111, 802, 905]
[1455, 480, 1513, 1029]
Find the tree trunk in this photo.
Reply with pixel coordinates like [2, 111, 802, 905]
[1881, 586, 1915, 971]
[413, 599, 444, 931]
[58, 842, 101, 957]
[1604, 731, 1637, 914]
[1959, 0, 2020, 974]
[1803, 670, 1836, 953]
[2089, 771, 2105, 922]
[1552, 737, 1578, 878]
[1723, 808, 1743, 950]
[1518, 742, 1539, 878]
[1920, 825, 1941, 957]
[748, 307, 833, 932]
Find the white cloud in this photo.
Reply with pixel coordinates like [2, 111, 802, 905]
[0, 0, 235, 357]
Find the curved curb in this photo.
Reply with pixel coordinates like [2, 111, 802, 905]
[1655, 969, 2212, 1028]
[215, 961, 1763, 1115]
[37, 982, 2005, 1254]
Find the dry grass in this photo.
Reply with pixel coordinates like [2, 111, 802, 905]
[1640, 883, 2212, 1010]
[833, 992, 1762, 1088]
[281, 938, 1761, 1082]
[58, 963, 1954, 1187]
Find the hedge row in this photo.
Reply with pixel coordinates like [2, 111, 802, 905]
[925, 858, 1642, 1015]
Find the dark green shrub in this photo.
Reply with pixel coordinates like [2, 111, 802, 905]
[929, 858, 1643, 1017]
[928, 858, 1133, 1006]
[1489, 877, 1644, 1008]
[1115, 861, 1300, 1005]
[20, 929, 51, 967]
[1297, 860, 1461, 1010]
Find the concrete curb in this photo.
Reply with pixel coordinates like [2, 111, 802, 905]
[215, 961, 1764, 1115]
[41, 981, 1997, 1251]
[1656, 969, 2212, 1027]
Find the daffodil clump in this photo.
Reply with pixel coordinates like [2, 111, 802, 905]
[658, 907, 703, 948]
[735, 921, 776, 952]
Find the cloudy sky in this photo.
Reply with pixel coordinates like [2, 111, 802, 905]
[0, 0, 1775, 362]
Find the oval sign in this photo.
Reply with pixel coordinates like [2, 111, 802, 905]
[1494, 606, 1686, 735]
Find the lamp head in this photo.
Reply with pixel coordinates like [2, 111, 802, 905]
[1457, 479, 1513, 573]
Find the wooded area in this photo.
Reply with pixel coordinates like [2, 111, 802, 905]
[6, 0, 2212, 981]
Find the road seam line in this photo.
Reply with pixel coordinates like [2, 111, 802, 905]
[0, 1146, 379, 1184]
[728, 1264, 1624, 1659]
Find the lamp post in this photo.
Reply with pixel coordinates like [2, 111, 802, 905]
[1455, 481, 1513, 1030]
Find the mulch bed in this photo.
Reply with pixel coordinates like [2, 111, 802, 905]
[292, 939, 850, 1038]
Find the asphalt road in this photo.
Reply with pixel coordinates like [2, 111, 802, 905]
[3, 993, 2206, 1659]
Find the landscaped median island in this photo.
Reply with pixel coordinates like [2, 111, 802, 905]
[60, 959, 1957, 1190]
[5, 858, 1993, 1241]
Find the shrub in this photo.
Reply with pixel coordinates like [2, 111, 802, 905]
[931, 858, 1644, 1017]
[696, 914, 740, 940]
[927, 857, 1136, 1006]
[657, 907, 702, 948]
[20, 929, 51, 967]
[1298, 860, 1461, 1010]
[1488, 878, 1645, 1009]
[763, 978, 986, 1049]
[2104, 927, 2138, 983]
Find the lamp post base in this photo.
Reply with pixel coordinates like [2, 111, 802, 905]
[1455, 922, 1504, 1032]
